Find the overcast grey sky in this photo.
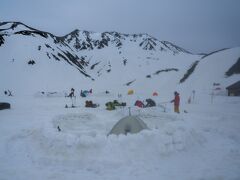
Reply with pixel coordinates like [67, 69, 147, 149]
[1, 0, 240, 53]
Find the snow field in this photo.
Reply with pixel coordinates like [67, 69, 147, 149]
[1, 91, 240, 180]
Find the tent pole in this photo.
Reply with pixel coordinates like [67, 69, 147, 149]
[128, 107, 131, 116]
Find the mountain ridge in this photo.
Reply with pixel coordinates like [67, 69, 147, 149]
[0, 21, 239, 96]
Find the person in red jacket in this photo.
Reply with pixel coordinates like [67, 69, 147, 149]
[171, 91, 180, 113]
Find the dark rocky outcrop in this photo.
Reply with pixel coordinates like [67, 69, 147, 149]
[225, 58, 240, 77]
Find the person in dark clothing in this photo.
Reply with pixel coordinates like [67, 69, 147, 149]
[89, 89, 92, 94]
[145, 98, 156, 107]
[69, 88, 75, 98]
[171, 91, 180, 113]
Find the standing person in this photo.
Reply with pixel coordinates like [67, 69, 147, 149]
[171, 91, 180, 113]
[69, 88, 75, 98]
[69, 88, 76, 107]
[71, 88, 75, 97]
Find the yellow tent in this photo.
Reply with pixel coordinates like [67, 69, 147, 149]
[128, 89, 134, 95]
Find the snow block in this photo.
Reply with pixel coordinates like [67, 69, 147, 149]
[0, 102, 11, 110]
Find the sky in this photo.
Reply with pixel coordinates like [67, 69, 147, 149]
[0, 0, 240, 54]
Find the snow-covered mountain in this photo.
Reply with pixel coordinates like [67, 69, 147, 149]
[0, 21, 239, 96]
[1, 22, 240, 180]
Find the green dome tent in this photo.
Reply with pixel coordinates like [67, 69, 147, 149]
[108, 116, 149, 136]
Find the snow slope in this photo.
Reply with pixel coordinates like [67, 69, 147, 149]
[1, 22, 239, 98]
[0, 21, 199, 96]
